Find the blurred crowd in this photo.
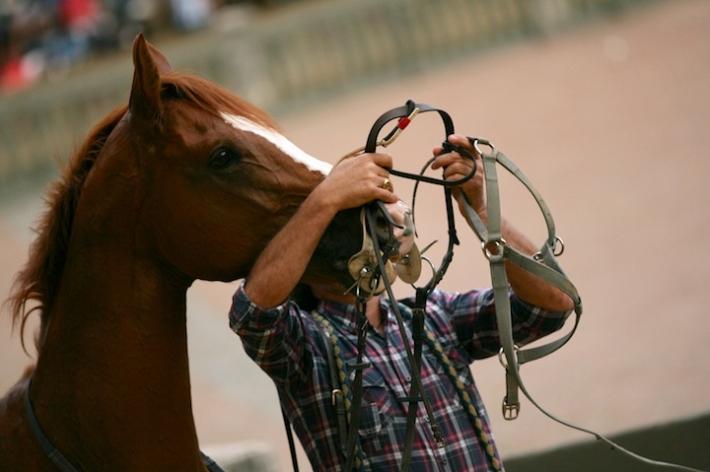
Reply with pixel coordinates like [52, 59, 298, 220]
[0, 0, 291, 95]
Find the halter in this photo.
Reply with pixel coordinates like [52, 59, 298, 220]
[283, 100, 704, 472]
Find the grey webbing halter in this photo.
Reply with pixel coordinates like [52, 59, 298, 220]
[24, 379, 226, 472]
[465, 140, 707, 472]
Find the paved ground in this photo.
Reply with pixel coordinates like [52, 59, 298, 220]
[2, 1, 709, 469]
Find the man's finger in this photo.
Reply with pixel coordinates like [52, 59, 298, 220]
[374, 188, 399, 204]
[431, 152, 463, 170]
[370, 152, 393, 169]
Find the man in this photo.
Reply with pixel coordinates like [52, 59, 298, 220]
[230, 135, 573, 471]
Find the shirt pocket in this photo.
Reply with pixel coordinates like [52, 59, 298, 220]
[357, 370, 396, 453]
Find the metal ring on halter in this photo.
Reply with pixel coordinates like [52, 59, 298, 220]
[553, 236, 565, 257]
[472, 137, 496, 156]
[533, 236, 565, 261]
[410, 256, 437, 290]
[482, 239, 507, 261]
[497, 346, 520, 369]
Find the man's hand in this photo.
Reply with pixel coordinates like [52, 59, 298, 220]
[431, 134, 485, 214]
[245, 153, 397, 308]
[433, 134, 573, 312]
[312, 153, 399, 215]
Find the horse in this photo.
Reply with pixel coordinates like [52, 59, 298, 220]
[0, 35, 363, 471]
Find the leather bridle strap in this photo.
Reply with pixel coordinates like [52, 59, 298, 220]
[400, 288, 430, 472]
[24, 379, 226, 472]
[343, 299, 370, 472]
[24, 381, 78, 471]
[364, 208, 449, 471]
[336, 101, 488, 472]
[280, 407, 300, 472]
[363, 100, 476, 188]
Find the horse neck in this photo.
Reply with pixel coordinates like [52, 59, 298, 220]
[31, 224, 203, 470]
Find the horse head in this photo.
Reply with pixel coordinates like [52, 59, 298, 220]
[76, 35, 361, 289]
[0, 34, 374, 472]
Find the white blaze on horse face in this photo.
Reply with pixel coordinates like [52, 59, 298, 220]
[221, 113, 332, 175]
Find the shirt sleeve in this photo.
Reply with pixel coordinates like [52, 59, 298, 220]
[430, 288, 571, 361]
[228, 281, 313, 385]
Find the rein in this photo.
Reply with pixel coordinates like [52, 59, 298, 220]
[282, 100, 706, 472]
[24, 380, 226, 472]
[344, 101, 499, 471]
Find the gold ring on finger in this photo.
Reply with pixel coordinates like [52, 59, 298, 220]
[380, 177, 393, 192]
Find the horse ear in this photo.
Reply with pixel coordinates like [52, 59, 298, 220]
[129, 34, 172, 121]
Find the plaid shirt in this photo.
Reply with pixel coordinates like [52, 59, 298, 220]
[229, 284, 569, 471]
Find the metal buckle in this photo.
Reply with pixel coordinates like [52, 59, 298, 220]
[331, 388, 343, 407]
[497, 345, 519, 369]
[472, 138, 496, 156]
[502, 397, 520, 421]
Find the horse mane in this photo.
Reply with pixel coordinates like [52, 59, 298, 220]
[5, 106, 127, 354]
[5, 71, 275, 355]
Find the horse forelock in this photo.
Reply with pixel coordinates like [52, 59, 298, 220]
[4, 106, 127, 355]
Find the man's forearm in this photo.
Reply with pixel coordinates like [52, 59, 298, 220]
[245, 191, 337, 308]
[482, 210, 574, 312]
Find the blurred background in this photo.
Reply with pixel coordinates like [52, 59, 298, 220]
[1, 0, 709, 470]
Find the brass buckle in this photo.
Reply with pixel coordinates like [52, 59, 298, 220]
[502, 397, 520, 421]
[331, 388, 343, 407]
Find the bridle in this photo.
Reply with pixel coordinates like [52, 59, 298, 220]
[283, 100, 705, 472]
[340, 100, 500, 472]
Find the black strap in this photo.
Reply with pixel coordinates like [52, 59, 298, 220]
[322, 324, 349, 454]
[24, 381, 79, 471]
[365, 208, 443, 454]
[400, 288, 428, 472]
[24, 379, 226, 472]
[344, 305, 369, 472]
[280, 407, 300, 472]
[356, 104, 477, 470]
[364, 100, 479, 187]
[365, 100, 454, 154]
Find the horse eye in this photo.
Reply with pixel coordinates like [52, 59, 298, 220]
[208, 147, 240, 170]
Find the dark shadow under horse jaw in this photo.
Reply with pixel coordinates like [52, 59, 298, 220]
[0, 34, 362, 471]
